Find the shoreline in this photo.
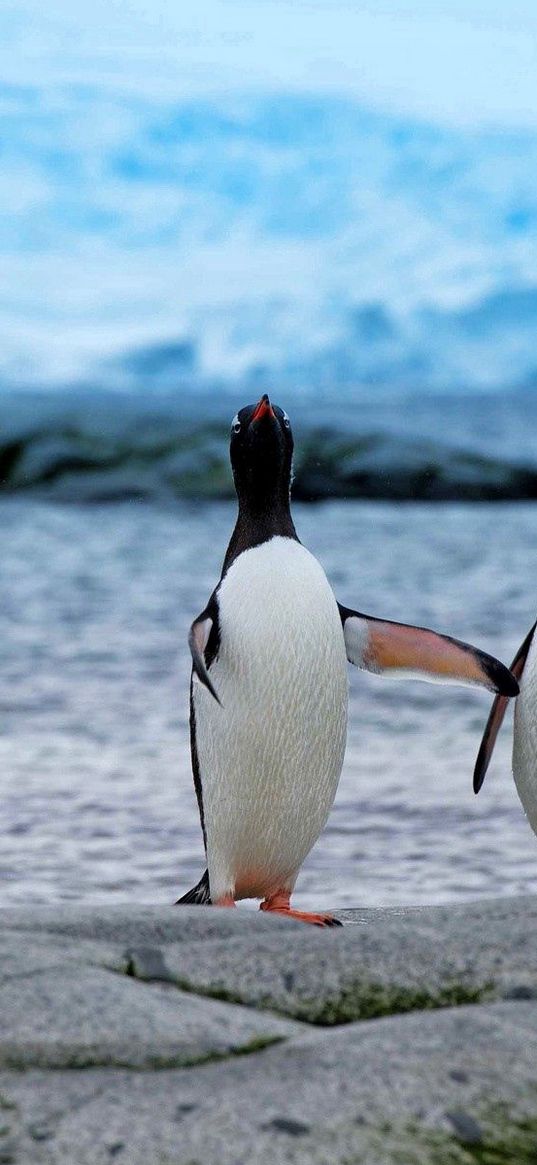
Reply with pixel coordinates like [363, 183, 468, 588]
[1, 389, 537, 504]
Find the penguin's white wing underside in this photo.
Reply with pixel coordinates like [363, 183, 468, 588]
[189, 614, 221, 704]
[473, 620, 537, 794]
[339, 606, 519, 697]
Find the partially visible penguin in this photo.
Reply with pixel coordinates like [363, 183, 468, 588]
[178, 395, 519, 926]
[474, 620, 537, 832]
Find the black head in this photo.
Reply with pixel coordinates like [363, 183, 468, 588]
[230, 394, 294, 514]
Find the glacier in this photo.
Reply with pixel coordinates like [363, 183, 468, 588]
[1, 83, 537, 396]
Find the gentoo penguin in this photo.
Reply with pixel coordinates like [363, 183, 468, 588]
[474, 620, 537, 832]
[178, 395, 518, 926]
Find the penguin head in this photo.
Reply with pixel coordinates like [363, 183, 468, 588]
[230, 394, 293, 510]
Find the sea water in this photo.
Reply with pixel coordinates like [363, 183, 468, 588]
[1, 496, 535, 910]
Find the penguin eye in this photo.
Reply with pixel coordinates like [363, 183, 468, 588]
[231, 414, 241, 435]
[282, 412, 290, 429]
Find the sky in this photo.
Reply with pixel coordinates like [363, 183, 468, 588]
[4, 0, 537, 128]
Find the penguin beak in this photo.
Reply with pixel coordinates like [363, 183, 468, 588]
[251, 394, 276, 424]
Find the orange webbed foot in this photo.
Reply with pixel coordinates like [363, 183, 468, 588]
[260, 893, 342, 927]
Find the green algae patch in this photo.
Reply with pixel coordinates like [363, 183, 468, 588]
[0, 1034, 284, 1073]
[172, 973, 494, 1026]
[142, 1033, 285, 1072]
[289, 979, 495, 1026]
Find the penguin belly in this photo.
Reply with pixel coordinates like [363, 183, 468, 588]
[513, 632, 537, 835]
[192, 537, 348, 902]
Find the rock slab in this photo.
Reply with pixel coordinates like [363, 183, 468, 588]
[1, 896, 537, 1163]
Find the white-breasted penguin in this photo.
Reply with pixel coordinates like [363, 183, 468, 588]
[474, 620, 537, 833]
[178, 395, 519, 925]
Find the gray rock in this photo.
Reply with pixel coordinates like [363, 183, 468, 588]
[0, 902, 301, 945]
[2, 1000, 537, 1164]
[126, 894, 537, 1023]
[0, 964, 300, 1069]
[0, 930, 124, 984]
[2, 897, 537, 1163]
[4, 896, 537, 1026]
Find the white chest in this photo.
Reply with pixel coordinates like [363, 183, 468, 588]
[513, 630, 537, 834]
[192, 537, 348, 899]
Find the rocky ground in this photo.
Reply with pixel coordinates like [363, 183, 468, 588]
[1, 896, 537, 1163]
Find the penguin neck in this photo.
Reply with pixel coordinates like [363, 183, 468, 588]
[222, 490, 298, 575]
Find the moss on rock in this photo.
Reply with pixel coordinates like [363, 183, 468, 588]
[291, 979, 495, 1026]
[172, 972, 494, 1026]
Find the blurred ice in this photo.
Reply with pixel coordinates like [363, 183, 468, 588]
[0, 1, 537, 395]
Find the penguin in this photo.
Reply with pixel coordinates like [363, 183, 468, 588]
[474, 620, 537, 832]
[178, 395, 519, 926]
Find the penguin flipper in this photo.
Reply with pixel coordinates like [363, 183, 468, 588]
[473, 621, 536, 794]
[338, 604, 519, 697]
[189, 613, 221, 705]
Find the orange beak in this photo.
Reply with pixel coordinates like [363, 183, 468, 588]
[251, 394, 276, 423]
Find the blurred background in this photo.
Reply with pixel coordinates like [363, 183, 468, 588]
[1, 0, 537, 908]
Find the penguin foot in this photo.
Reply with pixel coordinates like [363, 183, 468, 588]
[260, 893, 342, 928]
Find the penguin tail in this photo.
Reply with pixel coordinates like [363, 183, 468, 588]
[175, 869, 212, 905]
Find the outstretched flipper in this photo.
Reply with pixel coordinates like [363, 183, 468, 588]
[189, 612, 221, 705]
[473, 621, 536, 794]
[338, 604, 519, 696]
